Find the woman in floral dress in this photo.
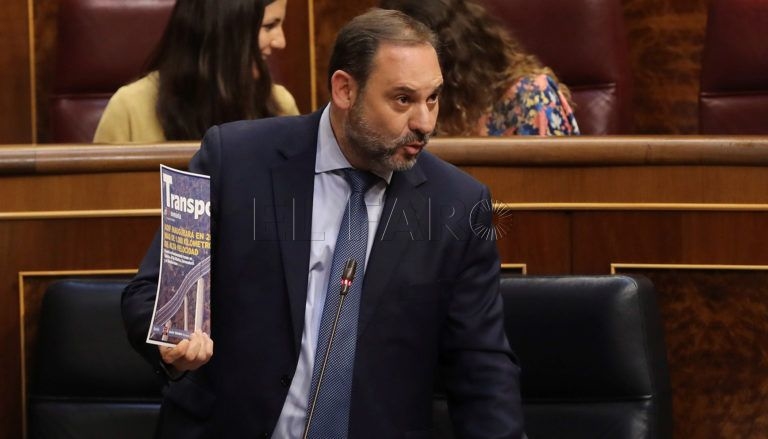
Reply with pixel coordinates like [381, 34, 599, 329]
[380, 0, 579, 136]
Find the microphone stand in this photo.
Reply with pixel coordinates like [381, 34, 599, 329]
[303, 259, 357, 439]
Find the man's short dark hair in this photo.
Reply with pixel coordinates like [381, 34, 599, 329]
[327, 8, 438, 92]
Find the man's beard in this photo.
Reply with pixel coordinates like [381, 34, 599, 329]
[345, 101, 430, 174]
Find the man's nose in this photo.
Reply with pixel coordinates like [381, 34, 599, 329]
[409, 103, 437, 136]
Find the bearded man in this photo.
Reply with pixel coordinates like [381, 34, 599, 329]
[122, 8, 523, 439]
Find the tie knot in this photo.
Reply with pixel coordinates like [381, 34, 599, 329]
[343, 168, 379, 194]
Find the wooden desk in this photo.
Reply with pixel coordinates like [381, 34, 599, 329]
[2, 137, 768, 438]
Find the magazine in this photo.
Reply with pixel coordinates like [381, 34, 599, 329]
[146, 165, 211, 347]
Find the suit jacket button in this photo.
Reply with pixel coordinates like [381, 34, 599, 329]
[280, 374, 290, 387]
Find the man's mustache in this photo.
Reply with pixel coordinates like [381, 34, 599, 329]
[398, 130, 430, 147]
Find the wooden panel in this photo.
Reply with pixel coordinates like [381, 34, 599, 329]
[32, 0, 57, 143]
[0, 216, 158, 439]
[0, 172, 159, 212]
[312, 0, 376, 106]
[474, 165, 768, 204]
[496, 211, 571, 274]
[268, 0, 313, 113]
[0, 0, 33, 143]
[622, 0, 708, 134]
[1, 138, 768, 437]
[614, 266, 768, 438]
[571, 211, 768, 273]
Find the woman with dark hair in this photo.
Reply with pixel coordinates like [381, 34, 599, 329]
[380, 0, 579, 136]
[94, 0, 297, 143]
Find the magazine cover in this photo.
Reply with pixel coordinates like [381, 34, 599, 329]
[146, 165, 211, 347]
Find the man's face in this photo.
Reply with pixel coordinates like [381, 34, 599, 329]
[345, 43, 443, 174]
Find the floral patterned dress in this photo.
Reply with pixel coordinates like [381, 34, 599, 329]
[476, 74, 580, 136]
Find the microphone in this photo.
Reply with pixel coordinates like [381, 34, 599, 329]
[303, 258, 358, 439]
[340, 259, 357, 295]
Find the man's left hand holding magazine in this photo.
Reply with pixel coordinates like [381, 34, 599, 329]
[159, 330, 214, 379]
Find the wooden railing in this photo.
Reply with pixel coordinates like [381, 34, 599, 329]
[3, 136, 768, 175]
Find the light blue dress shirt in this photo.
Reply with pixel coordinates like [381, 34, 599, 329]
[272, 105, 391, 438]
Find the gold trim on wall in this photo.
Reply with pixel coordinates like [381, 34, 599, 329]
[495, 202, 768, 212]
[18, 268, 138, 439]
[6, 203, 765, 221]
[610, 263, 768, 274]
[501, 263, 527, 275]
[3, 203, 766, 221]
[0, 208, 160, 220]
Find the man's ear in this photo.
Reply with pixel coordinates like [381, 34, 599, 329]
[330, 70, 358, 111]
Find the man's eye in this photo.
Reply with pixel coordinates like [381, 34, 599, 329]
[396, 96, 409, 104]
[427, 94, 439, 103]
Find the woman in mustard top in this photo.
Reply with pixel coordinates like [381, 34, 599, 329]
[94, 0, 299, 143]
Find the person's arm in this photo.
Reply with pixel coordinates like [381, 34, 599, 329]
[486, 74, 580, 136]
[440, 185, 524, 438]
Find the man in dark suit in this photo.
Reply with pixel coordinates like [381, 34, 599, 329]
[122, 8, 523, 439]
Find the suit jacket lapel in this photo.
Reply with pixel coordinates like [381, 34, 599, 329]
[358, 164, 428, 336]
[271, 112, 322, 355]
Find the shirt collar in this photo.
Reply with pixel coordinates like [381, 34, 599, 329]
[315, 105, 393, 184]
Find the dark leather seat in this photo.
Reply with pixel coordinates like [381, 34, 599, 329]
[434, 275, 673, 438]
[28, 276, 672, 438]
[27, 278, 162, 438]
[699, 0, 768, 134]
[49, 0, 174, 143]
[480, 0, 633, 134]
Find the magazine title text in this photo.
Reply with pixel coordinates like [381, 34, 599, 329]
[163, 173, 211, 219]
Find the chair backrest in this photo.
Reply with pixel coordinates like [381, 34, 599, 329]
[27, 278, 162, 439]
[480, 0, 633, 134]
[433, 275, 672, 438]
[699, 0, 768, 134]
[50, 0, 174, 143]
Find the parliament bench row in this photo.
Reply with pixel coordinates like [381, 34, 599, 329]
[27, 275, 672, 438]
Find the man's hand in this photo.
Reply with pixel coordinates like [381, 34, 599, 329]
[159, 330, 214, 372]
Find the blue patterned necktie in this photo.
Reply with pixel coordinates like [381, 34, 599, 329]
[304, 168, 379, 438]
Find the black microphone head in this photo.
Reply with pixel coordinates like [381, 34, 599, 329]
[342, 259, 357, 281]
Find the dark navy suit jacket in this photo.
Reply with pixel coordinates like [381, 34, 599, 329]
[122, 110, 523, 438]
